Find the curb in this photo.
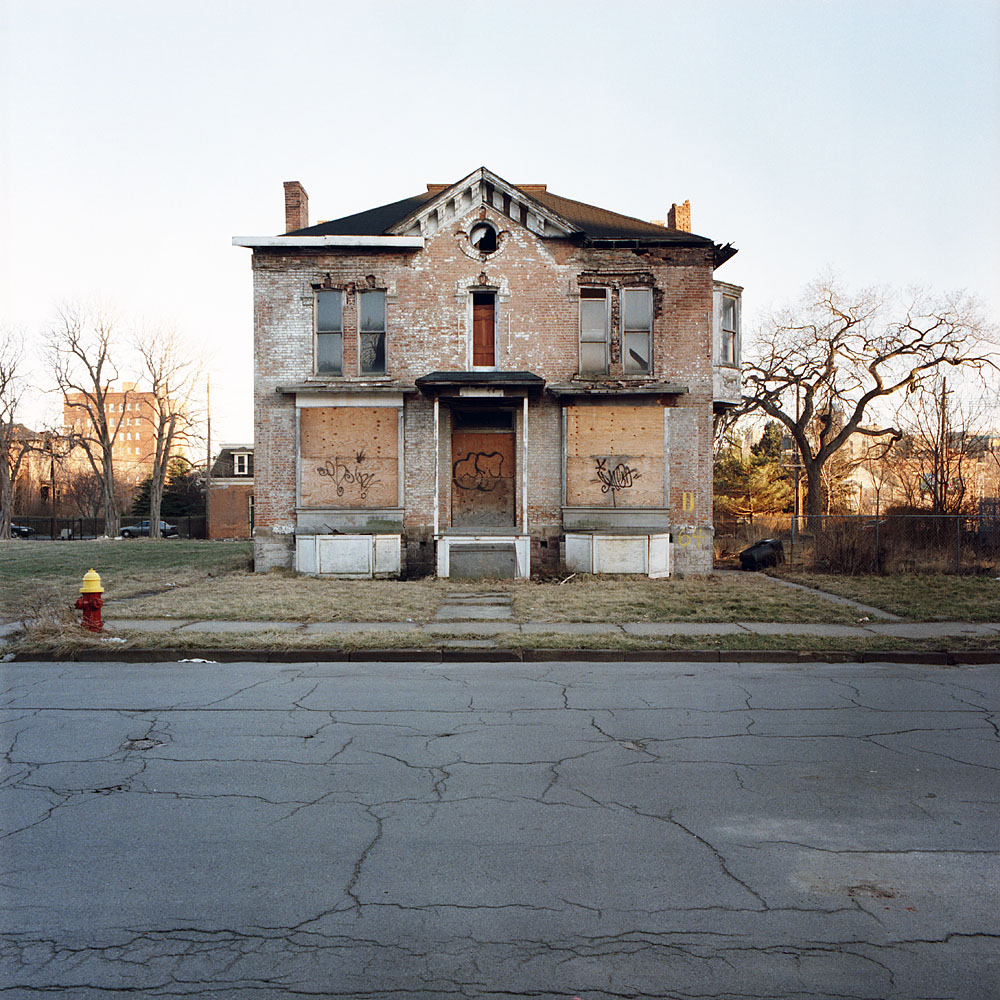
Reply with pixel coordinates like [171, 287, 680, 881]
[9, 647, 999, 665]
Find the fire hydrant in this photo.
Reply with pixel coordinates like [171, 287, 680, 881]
[75, 569, 104, 632]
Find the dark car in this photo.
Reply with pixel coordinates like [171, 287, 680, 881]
[121, 520, 179, 539]
[9, 524, 36, 538]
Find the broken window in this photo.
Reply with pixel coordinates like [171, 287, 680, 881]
[579, 287, 609, 374]
[622, 288, 652, 373]
[469, 222, 497, 254]
[316, 290, 343, 375]
[359, 290, 386, 374]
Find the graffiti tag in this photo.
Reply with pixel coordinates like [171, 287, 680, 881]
[316, 450, 381, 501]
[453, 451, 505, 492]
[593, 458, 641, 500]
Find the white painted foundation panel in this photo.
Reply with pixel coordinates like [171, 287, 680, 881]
[373, 535, 402, 575]
[593, 535, 648, 575]
[564, 534, 594, 574]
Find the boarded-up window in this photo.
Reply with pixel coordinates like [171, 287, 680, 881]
[565, 403, 664, 507]
[472, 293, 495, 367]
[300, 406, 398, 508]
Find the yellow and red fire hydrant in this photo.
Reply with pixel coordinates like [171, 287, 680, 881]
[75, 569, 104, 632]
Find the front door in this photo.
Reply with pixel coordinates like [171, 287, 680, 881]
[451, 409, 515, 528]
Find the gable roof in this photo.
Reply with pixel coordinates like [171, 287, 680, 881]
[285, 167, 735, 263]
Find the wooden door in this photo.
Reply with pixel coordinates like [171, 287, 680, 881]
[451, 429, 515, 528]
[472, 293, 495, 367]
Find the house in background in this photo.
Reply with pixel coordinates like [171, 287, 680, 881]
[208, 445, 254, 539]
[234, 167, 740, 578]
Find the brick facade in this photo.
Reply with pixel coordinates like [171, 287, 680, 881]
[236, 168, 740, 576]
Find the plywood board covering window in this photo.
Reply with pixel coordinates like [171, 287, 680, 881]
[300, 406, 398, 508]
[565, 403, 664, 507]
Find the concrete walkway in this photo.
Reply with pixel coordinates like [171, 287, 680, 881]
[93, 617, 1000, 642]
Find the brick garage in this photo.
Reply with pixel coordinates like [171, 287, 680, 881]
[208, 445, 253, 539]
[234, 168, 741, 578]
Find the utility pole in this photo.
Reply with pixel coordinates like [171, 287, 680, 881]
[205, 376, 212, 540]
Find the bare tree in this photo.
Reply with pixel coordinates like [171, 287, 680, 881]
[134, 331, 201, 538]
[895, 375, 993, 514]
[47, 306, 131, 537]
[742, 281, 996, 526]
[63, 467, 106, 519]
[0, 331, 33, 539]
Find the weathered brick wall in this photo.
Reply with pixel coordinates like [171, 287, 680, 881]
[251, 201, 718, 574]
[208, 481, 253, 539]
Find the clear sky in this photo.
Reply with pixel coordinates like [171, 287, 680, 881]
[3, 0, 998, 442]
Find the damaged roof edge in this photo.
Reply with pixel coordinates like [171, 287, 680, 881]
[233, 236, 426, 249]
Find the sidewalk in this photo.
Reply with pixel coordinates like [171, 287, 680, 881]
[103, 617, 1000, 641]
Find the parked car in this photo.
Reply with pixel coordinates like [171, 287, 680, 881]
[121, 520, 179, 539]
[9, 524, 36, 538]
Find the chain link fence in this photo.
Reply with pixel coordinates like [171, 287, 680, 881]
[715, 514, 1000, 574]
[6, 515, 207, 540]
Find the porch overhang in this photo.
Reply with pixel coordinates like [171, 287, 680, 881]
[415, 371, 546, 399]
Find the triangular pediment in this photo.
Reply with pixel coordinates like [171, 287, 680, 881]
[386, 167, 581, 240]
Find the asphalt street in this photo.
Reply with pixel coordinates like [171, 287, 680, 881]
[1, 657, 998, 1000]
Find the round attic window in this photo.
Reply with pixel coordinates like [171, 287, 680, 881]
[469, 221, 498, 254]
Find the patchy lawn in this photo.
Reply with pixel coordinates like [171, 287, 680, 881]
[511, 573, 874, 624]
[112, 574, 461, 624]
[112, 572, 867, 624]
[0, 539, 253, 620]
[773, 571, 1000, 622]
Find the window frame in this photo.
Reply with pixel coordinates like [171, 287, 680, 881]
[470, 290, 498, 371]
[720, 293, 739, 367]
[579, 286, 610, 375]
[233, 452, 250, 476]
[358, 289, 387, 375]
[314, 289, 344, 376]
[621, 287, 653, 375]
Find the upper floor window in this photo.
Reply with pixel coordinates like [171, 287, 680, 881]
[721, 294, 739, 365]
[622, 288, 652, 373]
[472, 292, 496, 368]
[359, 290, 386, 374]
[315, 290, 343, 375]
[233, 452, 250, 476]
[579, 287, 609, 374]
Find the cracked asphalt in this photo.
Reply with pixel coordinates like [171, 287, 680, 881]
[1, 657, 997, 999]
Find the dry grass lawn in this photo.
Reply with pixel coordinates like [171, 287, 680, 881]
[0, 539, 253, 620]
[773, 571, 1000, 622]
[111, 571, 869, 624]
[511, 573, 872, 624]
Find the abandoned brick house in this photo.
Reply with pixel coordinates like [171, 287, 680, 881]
[234, 167, 741, 578]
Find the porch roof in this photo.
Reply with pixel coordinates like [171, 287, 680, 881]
[415, 371, 546, 395]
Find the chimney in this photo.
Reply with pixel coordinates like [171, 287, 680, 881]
[426, 183, 449, 196]
[667, 200, 691, 232]
[283, 181, 309, 233]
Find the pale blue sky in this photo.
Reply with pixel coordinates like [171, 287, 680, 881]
[3, 0, 998, 440]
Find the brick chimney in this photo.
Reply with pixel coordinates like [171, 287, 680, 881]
[667, 200, 691, 232]
[283, 181, 309, 233]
